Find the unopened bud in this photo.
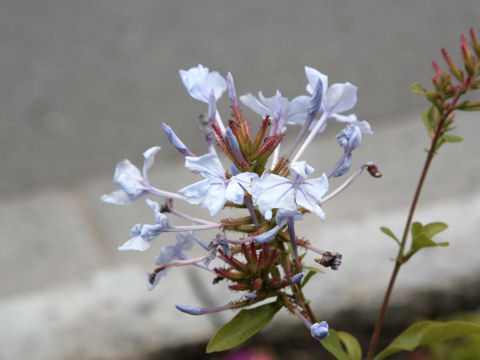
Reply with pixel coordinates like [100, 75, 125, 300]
[367, 163, 382, 178]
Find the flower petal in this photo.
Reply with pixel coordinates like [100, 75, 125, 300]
[289, 161, 314, 179]
[118, 235, 152, 252]
[100, 189, 133, 205]
[178, 179, 211, 204]
[142, 146, 161, 179]
[239, 93, 271, 116]
[202, 183, 227, 216]
[185, 153, 225, 180]
[113, 159, 147, 200]
[325, 82, 357, 115]
[253, 225, 281, 243]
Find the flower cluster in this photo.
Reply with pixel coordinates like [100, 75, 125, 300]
[102, 64, 379, 344]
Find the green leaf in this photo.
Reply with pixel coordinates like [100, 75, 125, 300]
[301, 266, 325, 288]
[321, 329, 349, 360]
[410, 83, 425, 95]
[380, 226, 400, 246]
[373, 320, 480, 360]
[206, 301, 282, 353]
[321, 330, 362, 360]
[404, 221, 448, 261]
[338, 331, 362, 360]
[443, 134, 463, 143]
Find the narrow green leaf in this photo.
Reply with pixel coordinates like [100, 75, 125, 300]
[380, 226, 400, 246]
[206, 301, 282, 353]
[321, 329, 349, 360]
[373, 320, 480, 360]
[443, 134, 463, 143]
[338, 331, 362, 360]
[301, 266, 325, 288]
[410, 83, 425, 95]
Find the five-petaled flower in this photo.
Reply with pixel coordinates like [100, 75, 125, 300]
[179, 153, 258, 216]
[252, 161, 329, 221]
[179, 64, 227, 103]
[101, 146, 161, 205]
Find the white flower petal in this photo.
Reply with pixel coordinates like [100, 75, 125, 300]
[185, 153, 225, 180]
[154, 245, 176, 265]
[326, 82, 357, 115]
[142, 146, 161, 178]
[113, 159, 147, 199]
[178, 179, 211, 204]
[100, 189, 133, 205]
[253, 225, 281, 243]
[202, 183, 227, 216]
[289, 161, 314, 179]
[240, 93, 271, 116]
[118, 235, 152, 252]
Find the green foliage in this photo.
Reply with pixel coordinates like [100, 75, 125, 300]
[321, 330, 362, 360]
[426, 313, 480, 360]
[380, 226, 400, 246]
[410, 82, 425, 95]
[373, 320, 480, 360]
[402, 221, 448, 262]
[301, 266, 325, 288]
[206, 301, 282, 353]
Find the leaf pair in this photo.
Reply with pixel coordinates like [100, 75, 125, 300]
[381, 221, 449, 263]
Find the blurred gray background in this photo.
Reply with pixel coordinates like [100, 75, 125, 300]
[1, 1, 480, 359]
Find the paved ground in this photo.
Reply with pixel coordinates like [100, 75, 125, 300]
[1, 1, 480, 359]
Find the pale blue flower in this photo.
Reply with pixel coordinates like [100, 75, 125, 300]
[145, 232, 196, 290]
[101, 146, 161, 205]
[311, 321, 329, 341]
[154, 231, 195, 266]
[330, 120, 372, 177]
[179, 64, 226, 103]
[179, 153, 258, 216]
[305, 66, 358, 125]
[252, 161, 328, 220]
[118, 199, 170, 252]
[254, 209, 302, 243]
[240, 90, 311, 131]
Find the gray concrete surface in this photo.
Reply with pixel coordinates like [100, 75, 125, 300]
[2, 1, 480, 359]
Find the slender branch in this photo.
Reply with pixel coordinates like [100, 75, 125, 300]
[366, 113, 449, 360]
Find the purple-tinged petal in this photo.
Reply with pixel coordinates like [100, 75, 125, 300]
[305, 66, 328, 101]
[227, 72, 238, 107]
[162, 123, 194, 156]
[253, 225, 281, 243]
[175, 304, 203, 315]
[311, 321, 329, 341]
[307, 79, 323, 118]
[289, 273, 304, 284]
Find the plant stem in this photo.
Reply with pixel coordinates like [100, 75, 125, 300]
[366, 113, 449, 360]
